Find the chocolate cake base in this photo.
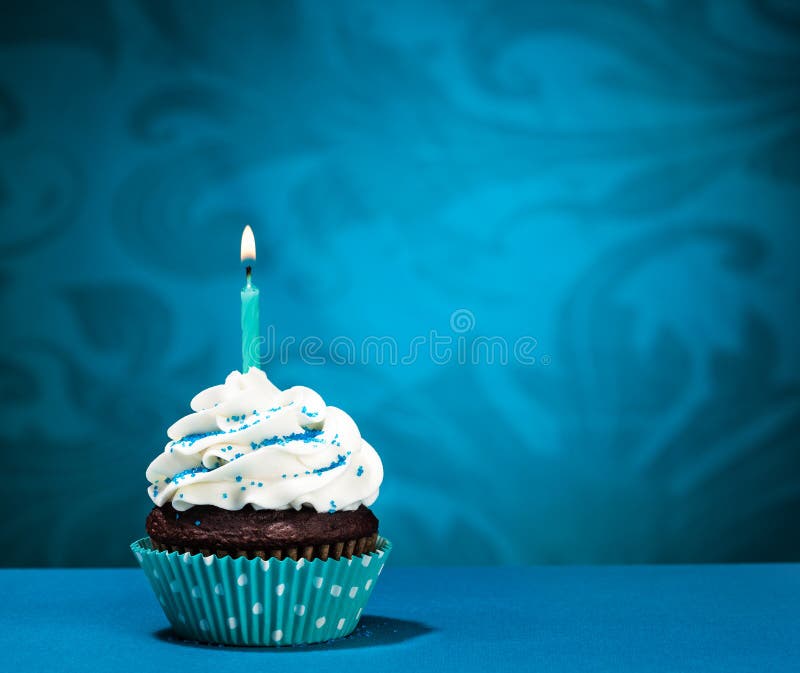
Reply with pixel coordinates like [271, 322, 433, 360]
[146, 503, 379, 560]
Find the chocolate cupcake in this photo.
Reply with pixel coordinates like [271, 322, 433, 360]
[132, 367, 390, 646]
[145, 368, 383, 556]
[146, 503, 379, 560]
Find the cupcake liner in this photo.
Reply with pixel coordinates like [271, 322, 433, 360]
[131, 535, 391, 646]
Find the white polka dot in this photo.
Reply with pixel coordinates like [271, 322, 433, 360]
[315, 617, 326, 628]
[313, 577, 324, 589]
[252, 602, 263, 615]
[378, 566, 384, 575]
[365, 579, 373, 590]
[330, 585, 342, 597]
[169, 580, 181, 593]
[135, 552, 143, 563]
[275, 583, 285, 596]
[337, 618, 346, 630]
[296, 558, 305, 570]
[191, 585, 201, 598]
[260, 559, 270, 571]
[361, 555, 372, 567]
[182, 552, 191, 564]
[237, 574, 248, 586]
[203, 555, 214, 566]
[228, 617, 237, 629]
[347, 558, 353, 566]
[377, 549, 384, 557]
[349, 587, 359, 598]
[356, 608, 362, 620]
[272, 629, 283, 642]
[293, 604, 306, 616]
[214, 583, 224, 595]
[199, 619, 209, 631]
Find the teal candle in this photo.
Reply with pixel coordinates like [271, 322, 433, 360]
[240, 226, 260, 372]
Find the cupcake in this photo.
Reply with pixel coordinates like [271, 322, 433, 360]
[131, 367, 390, 646]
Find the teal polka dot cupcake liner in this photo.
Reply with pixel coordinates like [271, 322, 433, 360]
[131, 535, 391, 646]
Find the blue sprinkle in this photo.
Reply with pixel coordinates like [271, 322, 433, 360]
[241, 486, 246, 491]
[194, 521, 201, 526]
[222, 493, 228, 499]
[281, 474, 286, 479]
[257, 482, 263, 487]
[171, 466, 211, 483]
[235, 475, 242, 482]
[356, 465, 364, 477]
[250, 429, 323, 451]
[312, 454, 347, 476]
[175, 429, 226, 447]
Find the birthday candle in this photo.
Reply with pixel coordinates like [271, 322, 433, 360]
[240, 225, 260, 372]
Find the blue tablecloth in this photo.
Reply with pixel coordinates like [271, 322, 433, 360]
[1, 565, 798, 672]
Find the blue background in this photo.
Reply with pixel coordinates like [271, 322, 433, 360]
[1, 0, 799, 567]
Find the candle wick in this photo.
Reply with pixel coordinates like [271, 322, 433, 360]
[245, 265, 252, 287]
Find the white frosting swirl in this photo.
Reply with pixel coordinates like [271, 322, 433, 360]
[146, 368, 383, 513]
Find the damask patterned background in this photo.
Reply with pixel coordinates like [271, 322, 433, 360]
[1, 0, 799, 567]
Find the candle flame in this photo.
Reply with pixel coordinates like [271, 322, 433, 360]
[240, 225, 256, 262]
